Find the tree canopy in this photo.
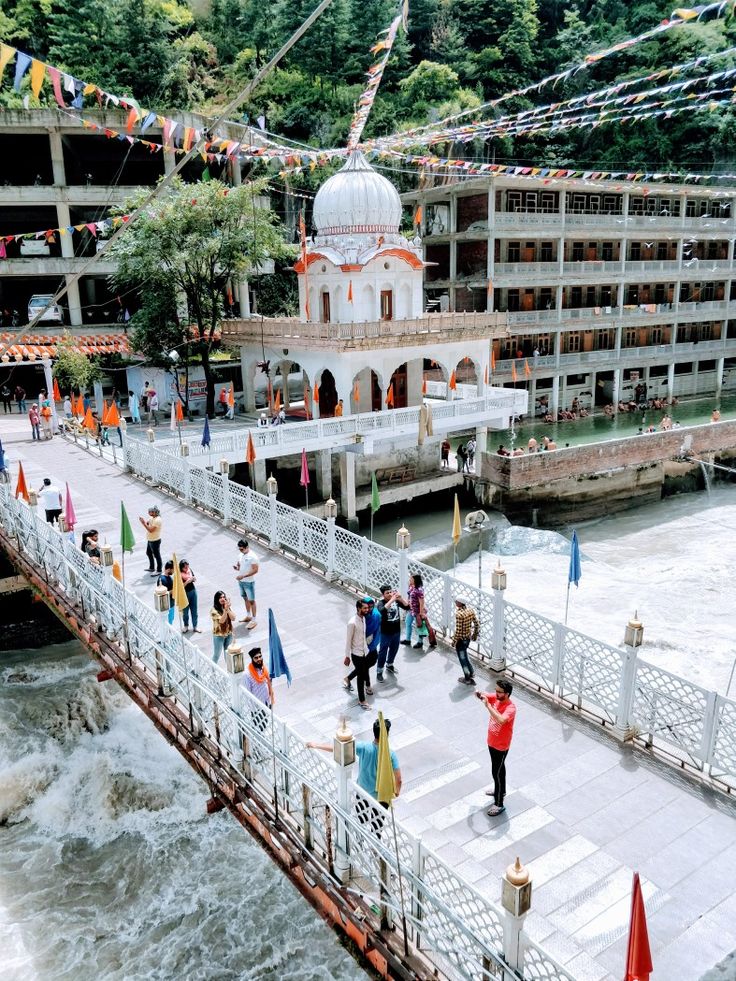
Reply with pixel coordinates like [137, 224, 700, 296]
[108, 176, 294, 415]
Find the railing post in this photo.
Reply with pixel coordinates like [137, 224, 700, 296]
[326, 513, 336, 580]
[411, 839, 425, 948]
[700, 691, 719, 770]
[398, 543, 408, 594]
[442, 573, 452, 632]
[501, 859, 533, 976]
[245, 485, 253, 530]
[297, 509, 305, 557]
[268, 487, 278, 548]
[219, 459, 230, 527]
[183, 457, 191, 504]
[551, 622, 565, 693]
[360, 537, 369, 589]
[614, 615, 643, 741]
[333, 720, 355, 884]
[225, 642, 247, 768]
[489, 563, 507, 672]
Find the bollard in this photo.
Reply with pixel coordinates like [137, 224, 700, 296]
[333, 716, 356, 883]
[501, 857, 532, 974]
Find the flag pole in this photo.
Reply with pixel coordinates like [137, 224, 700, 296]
[565, 581, 571, 626]
[270, 704, 280, 824]
[389, 805, 409, 955]
[121, 549, 131, 662]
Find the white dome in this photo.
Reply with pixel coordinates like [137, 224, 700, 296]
[313, 152, 402, 237]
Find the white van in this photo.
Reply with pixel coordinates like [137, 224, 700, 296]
[27, 294, 64, 324]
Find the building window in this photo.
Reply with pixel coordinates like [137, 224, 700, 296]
[571, 286, 582, 307]
[380, 290, 393, 321]
[572, 242, 584, 261]
[624, 328, 637, 347]
[602, 242, 613, 261]
[651, 327, 663, 345]
[507, 289, 520, 312]
[629, 242, 641, 260]
[508, 242, 520, 261]
[320, 291, 331, 323]
[540, 241, 553, 261]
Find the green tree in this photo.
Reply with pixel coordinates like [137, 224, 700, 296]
[109, 177, 293, 416]
[52, 333, 101, 392]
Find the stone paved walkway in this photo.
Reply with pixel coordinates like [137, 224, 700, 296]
[3, 416, 736, 981]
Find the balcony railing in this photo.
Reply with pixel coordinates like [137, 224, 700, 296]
[221, 311, 509, 346]
[492, 211, 735, 231]
[494, 337, 730, 372]
[493, 258, 736, 281]
[506, 298, 736, 329]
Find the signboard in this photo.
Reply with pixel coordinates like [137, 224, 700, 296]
[168, 373, 208, 403]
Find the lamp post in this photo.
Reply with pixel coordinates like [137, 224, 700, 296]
[333, 715, 355, 883]
[267, 474, 278, 548]
[500, 857, 533, 974]
[615, 612, 644, 741]
[464, 509, 487, 590]
[489, 560, 507, 672]
[396, 523, 411, 592]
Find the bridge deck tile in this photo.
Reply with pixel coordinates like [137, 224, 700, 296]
[5, 425, 736, 981]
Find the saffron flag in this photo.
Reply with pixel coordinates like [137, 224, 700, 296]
[107, 401, 120, 427]
[347, 279, 354, 303]
[274, 388, 281, 413]
[101, 400, 109, 425]
[120, 501, 135, 553]
[83, 406, 96, 431]
[52, 378, 61, 402]
[313, 382, 319, 405]
[170, 553, 189, 611]
[491, 349, 496, 371]
[386, 383, 394, 407]
[452, 493, 462, 546]
[371, 472, 380, 514]
[245, 432, 256, 464]
[449, 370, 457, 391]
[175, 400, 184, 423]
[524, 359, 531, 378]
[375, 711, 396, 805]
[353, 381, 360, 403]
[414, 206, 422, 226]
[511, 362, 518, 383]
[484, 364, 489, 385]
[422, 376, 427, 395]
[15, 462, 29, 501]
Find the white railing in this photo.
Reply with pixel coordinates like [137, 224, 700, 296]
[144, 391, 527, 458]
[112, 436, 736, 795]
[424, 380, 479, 400]
[0, 486, 575, 981]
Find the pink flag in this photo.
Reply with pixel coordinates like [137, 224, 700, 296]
[64, 482, 77, 530]
[300, 448, 310, 487]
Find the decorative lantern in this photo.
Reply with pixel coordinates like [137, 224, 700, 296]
[324, 497, 337, 520]
[266, 474, 278, 497]
[396, 524, 411, 550]
[154, 584, 170, 612]
[226, 641, 244, 674]
[624, 612, 644, 648]
[491, 560, 507, 591]
[333, 715, 356, 766]
[147, 428, 155, 443]
[219, 458, 229, 474]
[99, 543, 114, 568]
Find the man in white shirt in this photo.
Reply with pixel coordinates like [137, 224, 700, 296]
[37, 477, 62, 524]
[344, 599, 370, 710]
[234, 538, 259, 629]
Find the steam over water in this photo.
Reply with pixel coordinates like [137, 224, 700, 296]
[0, 643, 365, 981]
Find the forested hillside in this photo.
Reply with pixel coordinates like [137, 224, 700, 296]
[2, 0, 736, 169]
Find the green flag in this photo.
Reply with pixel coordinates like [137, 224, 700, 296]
[371, 472, 381, 514]
[120, 501, 135, 553]
[201, 166, 211, 183]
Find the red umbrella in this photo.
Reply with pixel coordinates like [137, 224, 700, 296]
[625, 873, 653, 981]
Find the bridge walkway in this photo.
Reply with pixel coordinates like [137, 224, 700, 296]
[3, 418, 735, 981]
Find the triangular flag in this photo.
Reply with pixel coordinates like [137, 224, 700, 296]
[274, 388, 282, 413]
[171, 553, 189, 611]
[112, 560, 122, 582]
[421, 376, 427, 396]
[386, 383, 394, 407]
[245, 432, 256, 464]
[15, 461, 29, 501]
[313, 382, 319, 405]
[484, 364, 489, 385]
[624, 873, 653, 981]
[449, 371, 457, 391]
[491, 349, 496, 371]
[52, 378, 61, 402]
[101, 399, 109, 425]
[107, 401, 120, 427]
[414, 206, 422, 226]
[375, 711, 396, 805]
[120, 501, 135, 553]
[524, 359, 531, 378]
[175, 400, 184, 423]
[371, 472, 381, 514]
[511, 362, 517, 383]
[300, 448, 310, 487]
[347, 279, 354, 303]
[82, 406, 96, 431]
[452, 493, 462, 546]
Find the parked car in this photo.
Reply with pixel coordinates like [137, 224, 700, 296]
[27, 294, 64, 324]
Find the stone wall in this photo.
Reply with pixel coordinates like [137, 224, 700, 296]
[481, 420, 736, 491]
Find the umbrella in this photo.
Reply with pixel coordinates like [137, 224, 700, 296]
[299, 447, 309, 509]
[624, 873, 653, 981]
[64, 482, 77, 530]
[246, 432, 256, 464]
[565, 530, 581, 625]
[268, 608, 292, 686]
[201, 415, 211, 448]
[15, 461, 29, 501]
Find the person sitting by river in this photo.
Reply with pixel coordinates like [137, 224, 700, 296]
[712, 408, 721, 423]
[542, 436, 557, 451]
[659, 415, 672, 431]
[512, 447, 525, 457]
[496, 444, 509, 456]
[527, 437, 538, 453]
[544, 411, 556, 423]
[618, 401, 628, 413]
[579, 406, 589, 418]
[571, 397, 579, 417]
[603, 404, 613, 417]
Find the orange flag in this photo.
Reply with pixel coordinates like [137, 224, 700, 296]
[347, 280, 354, 304]
[449, 371, 457, 391]
[245, 432, 256, 464]
[491, 349, 496, 371]
[52, 378, 61, 402]
[112, 561, 122, 582]
[386, 383, 394, 407]
[414, 205, 422, 226]
[524, 359, 531, 378]
[274, 388, 282, 412]
[511, 362, 518, 383]
[175, 400, 184, 423]
[227, 385, 235, 408]
[101, 400, 109, 425]
[421, 376, 427, 395]
[15, 462, 29, 501]
[353, 381, 360, 402]
[83, 406, 96, 431]
[624, 873, 653, 981]
[484, 364, 489, 385]
[299, 211, 311, 320]
[313, 382, 319, 405]
[76, 394, 85, 416]
[107, 401, 121, 427]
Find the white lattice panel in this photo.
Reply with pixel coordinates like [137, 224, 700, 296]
[506, 602, 558, 691]
[710, 698, 736, 786]
[632, 661, 710, 760]
[559, 629, 623, 720]
[333, 525, 363, 582]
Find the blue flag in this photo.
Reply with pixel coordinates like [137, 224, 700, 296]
[568, 530, 581, 587]
[268, 608, 292, 687]
[201, 414, 211, 448]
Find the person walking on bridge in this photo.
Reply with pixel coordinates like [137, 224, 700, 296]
[452, 597, 479, 686]
[234, 539, 259, 629]
[476, 679, 516, 816]
[244, 646, 273, 732]
[139, 505, 163, 576]
[37, 477, 62, 524]
[344, 598, 370, 710]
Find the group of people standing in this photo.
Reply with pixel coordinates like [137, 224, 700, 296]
[440, 437, 476, 472]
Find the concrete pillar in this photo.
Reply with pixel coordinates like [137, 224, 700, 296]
[487, 188, 495, 312]
[93, 380, 104, 413]
[338, 451, 357, 529]
[48, 129, 66, 186]
[550, 375, 560, 417]
[528, 376, 536, 415]
[163, 148, 176, 176]
[716, 356, 725, 397]
[588, 371, 595, 412]
[612, 369, 621, 411]
[279, 360, 292, 410]
[560, 375, 568, 413]
[239, 351, 257, 412]
[316, 448, 332, 500]
[667, 362, 675, 403]
[252, 458, 267, 494]
[64, 276, 83, 327]
[56, 200, 84, 326]
[406, 358, 423, 407]
[228, 160, 250, 315]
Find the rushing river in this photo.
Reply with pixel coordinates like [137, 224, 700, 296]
[0, 642, 365, 981]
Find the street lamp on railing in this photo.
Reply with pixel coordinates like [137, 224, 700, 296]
[266, 474, 278, 497]
[465, 509, 487, 590]
[324, 497, 337, 520]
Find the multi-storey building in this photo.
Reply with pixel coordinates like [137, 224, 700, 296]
[0, 110, 256, 329]
[404, 175, 736, 415]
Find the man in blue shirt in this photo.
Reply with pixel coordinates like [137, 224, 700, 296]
[364, 597, 381, 691]
[307, 718, 402, 834]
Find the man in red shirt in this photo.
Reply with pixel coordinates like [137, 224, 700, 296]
[476, 679, 516, 816]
